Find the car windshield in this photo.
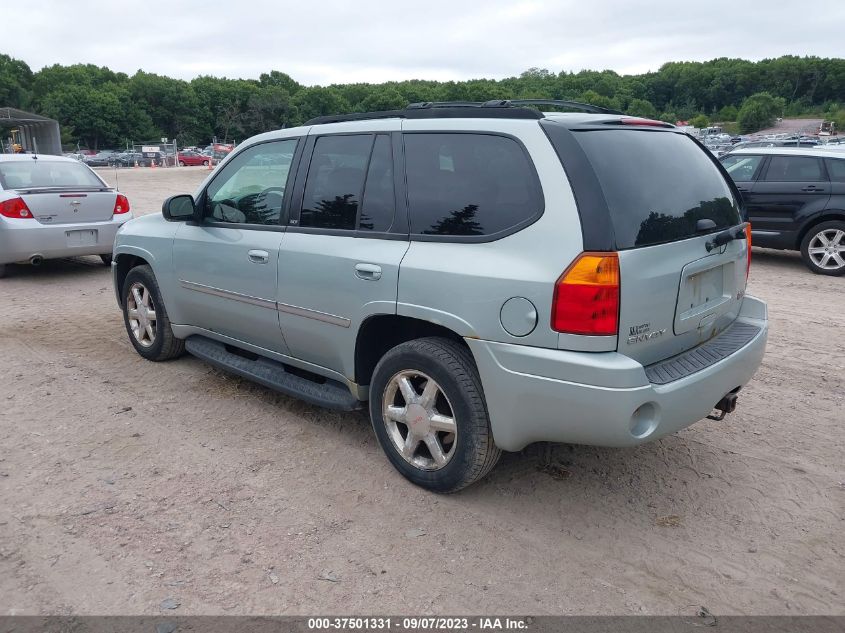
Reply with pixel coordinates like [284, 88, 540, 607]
[0, 160, 105, 189]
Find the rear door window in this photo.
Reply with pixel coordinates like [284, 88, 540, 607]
[403, 133, 542, 238]
[568, 129, 741, 249]
[720, 154, 763, 182]
[763, 156, 825, 182]
[300, 135, 372, 230]
[359, 135, 395, 232]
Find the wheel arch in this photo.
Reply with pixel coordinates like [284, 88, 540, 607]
[795, 211, 845, 249]
[354, 314, 471, 387]
[114, 248, 154, 307]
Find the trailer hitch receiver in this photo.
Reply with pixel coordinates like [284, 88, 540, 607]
[707, 389, 739, 421]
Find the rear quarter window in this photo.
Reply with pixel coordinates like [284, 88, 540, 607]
[404, 133, 543, 239]
[825, 158, 845, 182]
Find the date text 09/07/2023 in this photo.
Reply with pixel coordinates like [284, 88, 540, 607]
[307, 617, 531, 630]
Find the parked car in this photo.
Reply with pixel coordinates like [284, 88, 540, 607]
[720, 147, 845, 275]
[84, 151, 117, 167]
[112, 102, 768, 492]
[109, 152, 143, 167]
[177, 151, 210, 167]
[0, 154, 132, 277]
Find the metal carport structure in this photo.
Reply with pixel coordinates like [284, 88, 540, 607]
[1, 107, 62, 155]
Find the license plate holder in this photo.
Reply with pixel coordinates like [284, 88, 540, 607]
[675, 259, 734, 335]
[66, 229, 98, 247]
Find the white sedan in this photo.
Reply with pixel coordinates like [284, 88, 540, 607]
[0, 154, 132, 277]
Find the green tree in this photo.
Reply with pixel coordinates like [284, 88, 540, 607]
[245, 86, 294, 132]
[41, 84, 124, 148]
[290, 86, 350, 124]
[717, 104, 738, 121]
[0, 54, 33, 108]
[9, 53, 845, 149]
[737, 92, 784, 133]
[690, 113, 710, 128]
[627, 98, 657, 119]
[259, 71, 301, 95]
[359, 88, 407, 112]
[128, 71, 203, 143]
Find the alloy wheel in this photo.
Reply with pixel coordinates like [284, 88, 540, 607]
[382, 370, 458, 471]
[808, 228, 845, 271]
[126, 282, 157, 347]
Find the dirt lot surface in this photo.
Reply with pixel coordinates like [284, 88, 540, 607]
[1, 166, 842, 616]
[754, 118, 824, 137]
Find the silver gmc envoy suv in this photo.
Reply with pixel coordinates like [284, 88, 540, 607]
[112, 100, 769, 492]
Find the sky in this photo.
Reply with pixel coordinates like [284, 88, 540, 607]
[6, 0, 844, 85]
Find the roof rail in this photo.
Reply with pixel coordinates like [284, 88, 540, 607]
[303, 99, 621, 126]
[492, 99, 624, 115]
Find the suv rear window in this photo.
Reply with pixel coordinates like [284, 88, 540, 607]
[404, 133, 542, 238]
[568, 130, 741, 249]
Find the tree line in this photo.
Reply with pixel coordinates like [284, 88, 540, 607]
[1, 53, 843, 149]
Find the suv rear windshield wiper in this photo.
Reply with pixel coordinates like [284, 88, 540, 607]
[705, 222, 749, 252]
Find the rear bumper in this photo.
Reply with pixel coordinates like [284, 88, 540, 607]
[0, 215, 130, 265]
[467, 295, 768, 451]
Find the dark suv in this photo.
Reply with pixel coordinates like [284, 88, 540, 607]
[721, 148, 845, 275]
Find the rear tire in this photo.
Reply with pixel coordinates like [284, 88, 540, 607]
[100, 254, 113, 266]
[0, 264, 6, 278]
[369, 337, 501, 493]
[122, 265, 185, 361]
[800, 220, 845, 276]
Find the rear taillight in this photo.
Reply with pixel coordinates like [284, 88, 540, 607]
[552, 252, 620, 336]
[0, 197, 33, 219]
[113, 194, 130, 215]
[745, 223, 752, 278]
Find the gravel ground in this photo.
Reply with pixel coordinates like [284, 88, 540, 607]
[753, 118, 824, 137]
[0, 166, 842, 616]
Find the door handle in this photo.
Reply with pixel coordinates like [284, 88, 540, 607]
[801, 186, 824, 192]
[248, 249, 269, 264]
[355, 263, 382, 280]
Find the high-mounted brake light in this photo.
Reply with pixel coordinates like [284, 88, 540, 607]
[618, 117, 673, 128]
[745, 223, 752, 279]
[552, 253, 620, 336]
[113, 194, 130, 215]
[0, 197, 33, 219]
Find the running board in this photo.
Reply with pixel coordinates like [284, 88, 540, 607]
[184, 336, 362, 411]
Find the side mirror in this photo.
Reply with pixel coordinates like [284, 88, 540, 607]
[162, 194, 196, 222]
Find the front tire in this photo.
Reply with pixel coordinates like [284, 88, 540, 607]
[801, 221, 845, 276]
[100, 254, 113, 266]
[122, 265, 185, 361]
[0, 264, 6, 278]
[369, 337, 501, 493]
